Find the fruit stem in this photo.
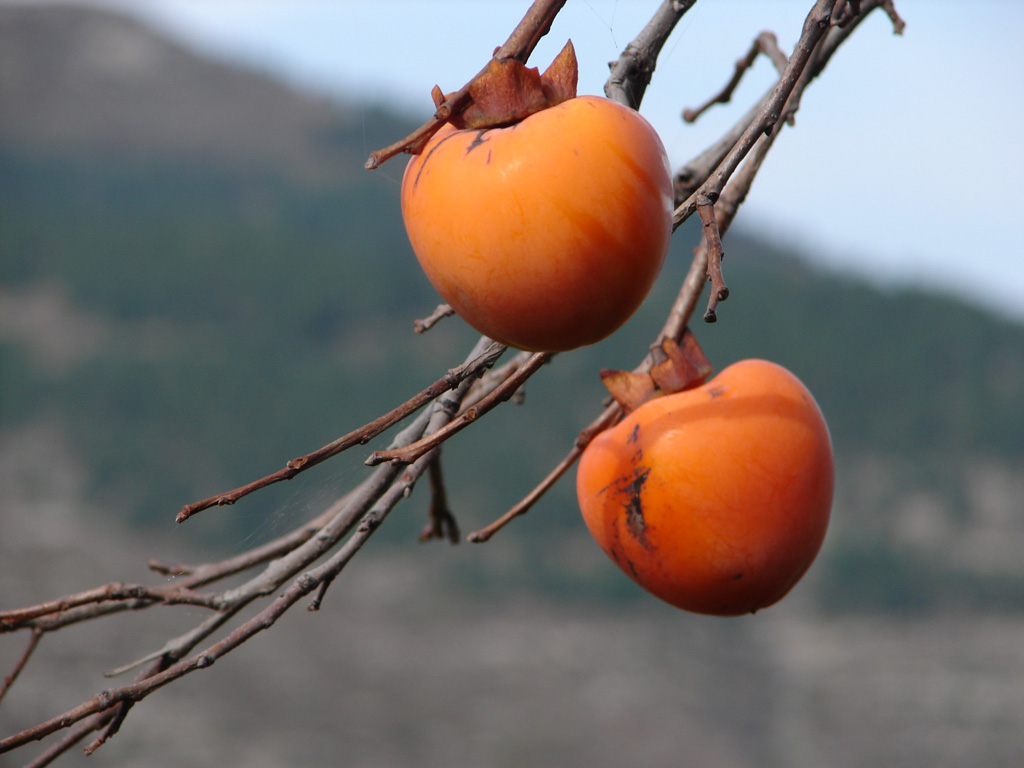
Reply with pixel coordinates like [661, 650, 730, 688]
[697, 195, 728, 323]
[365, 0, 568, 169]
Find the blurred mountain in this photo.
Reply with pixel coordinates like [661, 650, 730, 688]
[0, 2, 406, 184]
[2, 6, 1024, 766]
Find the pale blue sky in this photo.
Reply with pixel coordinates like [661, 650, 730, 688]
[44, 1, 1024, 320]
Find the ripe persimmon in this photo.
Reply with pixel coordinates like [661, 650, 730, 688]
[401, 95, 673, 352]
[576, 359, 833, 616]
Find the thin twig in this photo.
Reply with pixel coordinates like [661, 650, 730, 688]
[696, 195, 729, 322]
[682, 31, 788, 123]
[880, 0, 906, 34]
[22, 716, 110, 768]
[0, 584, 220, 630]
[605, 0, 698, 108]
[831, 0, 860, 27]
[0, 337, 496, 753]
[0, 627, 42, 704]
[672, 0, 840, 232]
[366, 352, 551, 467]
[8, 509, 341, 631]
[674, 95, 767, 205]
[467, 439, 584, 543]
[150, 501, 340, 588]
[83, 703, 130, 756]
[176, 340, 505, 523]
[420, 451, 459, 543]
[1, 400, 432, 754]
[462, 349, 535, 409]
[414, 303, 455, 334]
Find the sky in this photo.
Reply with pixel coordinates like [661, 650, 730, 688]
[47, 1, 1024, 321]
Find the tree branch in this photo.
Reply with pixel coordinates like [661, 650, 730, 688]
[0, 628, 41, 704]
[682, 31, 788, 124]
[175, 340, 505, 523]
[604, 0, 699, 108]
[366, 352, 551, 467]
[414, 303, 455, 334]
[672, 0, 840, 232]
[2, 337, 495, 753]
[419, 451, 460, 544]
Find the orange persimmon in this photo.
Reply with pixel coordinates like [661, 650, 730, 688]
[401, 95, 673, 352]
[577, 359, 833, 616]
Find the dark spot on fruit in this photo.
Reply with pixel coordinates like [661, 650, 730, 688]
[627, 423, 641, 444]
[625, 558, 640, 579]
[708, 386, 725, 399]
[733, 573, 744, 580]
[621, 466, 653, 548]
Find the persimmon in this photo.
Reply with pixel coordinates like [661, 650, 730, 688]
[400, 95, 673, 352]
[576, 359, 833, 616]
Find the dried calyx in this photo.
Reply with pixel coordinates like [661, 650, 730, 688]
[435, 40, 578, 130]
[600, 332, 713, 415]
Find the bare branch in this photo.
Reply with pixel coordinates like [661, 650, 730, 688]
[682, 31, 788, 123]
[696, 195, 728, 322]
[414, 303, 455, 333]
[22, 719, 105, 768]
[1, 334, 496, 753]
[175, 340, 505, 523]
[673, 95, 766, 206]
[1, 585, 218, 631]
[419, 451, 459, 544]
[467, 439, 583, 543]
[672, 0, 840, 232]
[150, 501, 340, 589]
[366, 352, 551, 467]
[83, 703, 129, 756]
[0, 627, 42, 704]
[880, 0, 906, 34]
[605, 0, 699, 108]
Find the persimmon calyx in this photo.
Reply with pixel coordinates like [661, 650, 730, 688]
[366, 40, 577, 168]
[600, 332, 714, 414]
[437, 39, 579, 130]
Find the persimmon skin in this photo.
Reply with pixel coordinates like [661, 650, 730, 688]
[577, 360, 833, 616]
[401, 95, 673, 352]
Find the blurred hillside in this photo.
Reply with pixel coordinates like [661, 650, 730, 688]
[2, 5, 1023, 767]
